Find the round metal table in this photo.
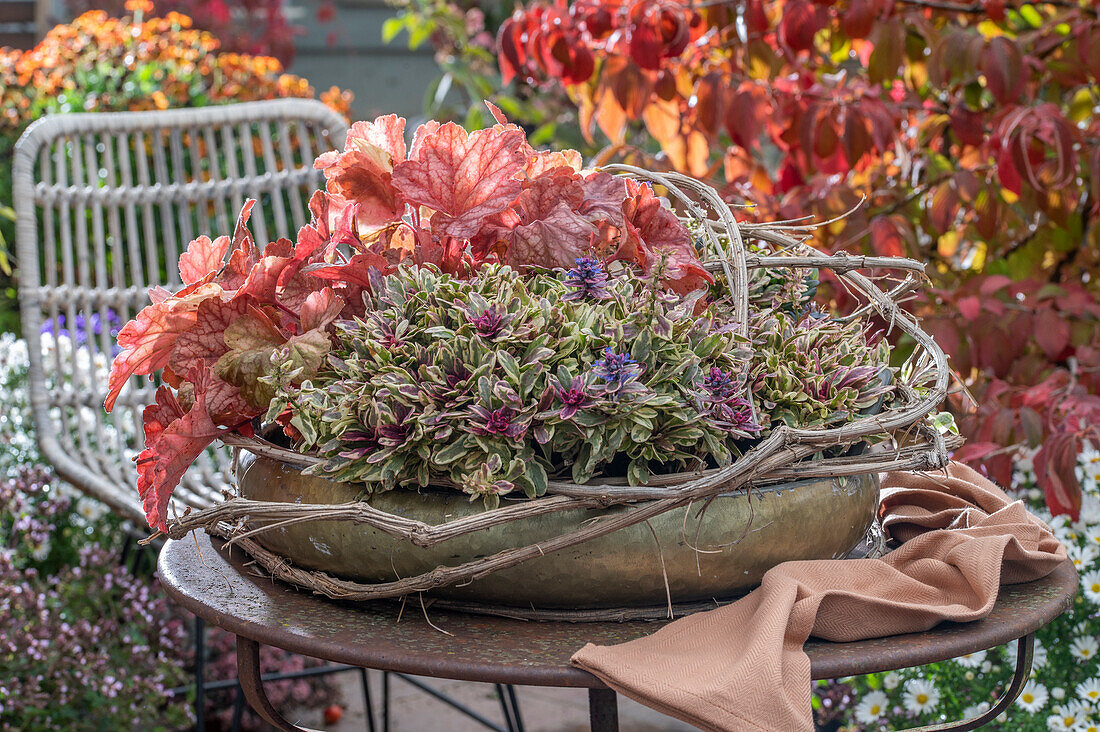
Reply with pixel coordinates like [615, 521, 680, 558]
[159, 532, 1077, 732]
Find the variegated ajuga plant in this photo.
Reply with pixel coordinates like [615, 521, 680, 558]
[105, 104, 893, 530]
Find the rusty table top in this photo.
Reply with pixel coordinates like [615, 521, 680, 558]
[159, 532, 1077, 688]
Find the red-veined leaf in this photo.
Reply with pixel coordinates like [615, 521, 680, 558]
[179, 235, 230, 285]
[136, 372, 225, 531]
[315, 116, 407, 229]
[105, 283, 224, 412]
[391, 122, 527, 239]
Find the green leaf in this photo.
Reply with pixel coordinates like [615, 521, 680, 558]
[525, 461, 548, 496]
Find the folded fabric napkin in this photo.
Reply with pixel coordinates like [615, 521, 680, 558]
[571, 462, 1067, 731]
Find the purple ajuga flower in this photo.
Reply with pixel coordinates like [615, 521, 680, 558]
[468, 405, 528, 440]
[469, 304, 514, 340]
[590, 347, 644, 397]
[562, 257, 612, 301]
[702, 366, 740, 401]
[554, 376, 590, 420]
[41, 310, 122, 350]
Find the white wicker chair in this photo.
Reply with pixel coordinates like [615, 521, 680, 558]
[14, 99, 348, 526]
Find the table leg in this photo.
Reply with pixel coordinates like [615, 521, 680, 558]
[235, 636, 321, 732]
[589, 688, 619, 732]
[901, 634, 1034, 732]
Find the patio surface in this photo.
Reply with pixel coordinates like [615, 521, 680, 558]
[295, 670, 696, 731]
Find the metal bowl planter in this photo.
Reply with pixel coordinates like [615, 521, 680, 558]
[167, 168, 956, 616]
[235, 448, 879, 608]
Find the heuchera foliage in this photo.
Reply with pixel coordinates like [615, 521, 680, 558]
[497, 0, 1100, 518]
[106, 109, 711, 531]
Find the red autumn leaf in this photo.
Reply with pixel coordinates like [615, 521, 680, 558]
[497, 15, 528, 85]
[725, 83, 771, 153]
[780, 0, 823, 53]
[314, 115, 407, 229]
[1035, 432, 1082, 520]
[137, 371, 227, 532]
[868, 19, 905, 84]
[928, 183, 958, 234]
[949, 104, 986, 147]
[1034, 308, 1071, 360]
[956, 295, 981, 321]
[178, 235, 230, 285]
[869, 216, 906, 257]
[104, 282, 224, 412]
[301, 287, 345, 332]
[980, 37, 1025, 105]
[391, 122, 527, 239]
[841, 0, 875, 39]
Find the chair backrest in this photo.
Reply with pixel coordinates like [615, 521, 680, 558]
[13, 99, 348, 525]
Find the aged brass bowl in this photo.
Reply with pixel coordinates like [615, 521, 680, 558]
[236, 451, 878, 608]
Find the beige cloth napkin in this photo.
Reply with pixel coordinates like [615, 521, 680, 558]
[571, 462, 1067, 731]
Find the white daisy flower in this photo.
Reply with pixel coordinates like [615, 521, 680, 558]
[1075, 720, 1100, 732]
[1048, 702, 1086, 730]
[903, 678, 940, 715]
[1087, 526, 1100, 551]
[1070, 545, 1099, 572]
[29, 538, 50, 561]
[882, 672, 900, 690]
[75, 497, 107, 523]
[963, 701, 990, 719]
[1017, 680, 1048, 713]
[1081, 443, 1100, 481]
[1082, 495, 1100, 526]
[1071, 636, 1100, 662]
[956, 650, 986, 668]
[854, 690, 889, 724]
[1053, 687, 1067, 701]
[1083, 571, 1100, 605]
[1079, 679, 1100, 706]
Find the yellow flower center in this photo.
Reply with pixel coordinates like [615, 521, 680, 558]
[1092, 583, 1100, 593]
[1022, 693, 1034, 703]
[916, 694, 928, 705]
[871, 704, 881, 715]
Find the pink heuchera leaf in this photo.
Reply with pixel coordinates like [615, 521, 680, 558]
[104, 282, 224, 412]
[216, 201, 261, 291]
[524, 149, 584, 179]
[179, 235, 230, 285]
[613, 179, 712, 295]
[392, 122, 527, 239]
[315, 115, 407, 229]
[137, 372, 226, 532]
[301, 287, 345, 332]
[474, 172, 597, 268]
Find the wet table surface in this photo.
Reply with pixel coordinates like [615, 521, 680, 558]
[159, 532, 1078, 688]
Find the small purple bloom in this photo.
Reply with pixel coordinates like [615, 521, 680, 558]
[562, 257, 611, 301]
[702, 366, 740, 401]
[469, 305, 514, 340]
[590, 347, 645, 397]
[40, 310, 122, 349]
[555, 376, 590, 420]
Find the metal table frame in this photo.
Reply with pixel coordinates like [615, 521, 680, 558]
[160, 534, 1076, 732]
